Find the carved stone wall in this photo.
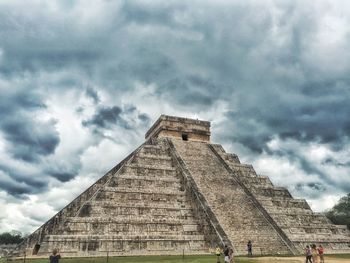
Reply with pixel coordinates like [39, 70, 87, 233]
[145, 115, 210, 142]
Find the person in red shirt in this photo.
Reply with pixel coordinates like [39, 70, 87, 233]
[318, 244, 324, 263]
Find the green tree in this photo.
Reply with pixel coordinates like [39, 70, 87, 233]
[0, 232, 24, 244]
[325, 193, 350, 230]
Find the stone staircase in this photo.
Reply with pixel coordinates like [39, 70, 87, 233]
[170, 138, 294, 255]
[211, 143, 350, 253]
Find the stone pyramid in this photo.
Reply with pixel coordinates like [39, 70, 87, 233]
[18, 115, 350, 257]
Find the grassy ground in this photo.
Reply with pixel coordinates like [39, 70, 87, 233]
[1, 255, 252, 263]
[1, 254, 349, 263]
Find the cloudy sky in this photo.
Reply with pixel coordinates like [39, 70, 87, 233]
[1, 0, 350, 234]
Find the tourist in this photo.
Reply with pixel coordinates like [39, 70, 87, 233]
[318, 244, 324, 263]
[305, 245, 312, 263]
[223, 245, 229, 263]
[49, 248, 61, 263]
[312, 244, 319, 263]
[247, 240, 252, 256]
[229, 247, 235, 263]
[215, 245, 222, 263]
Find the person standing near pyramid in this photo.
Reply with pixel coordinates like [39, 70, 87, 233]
[223, 245, 229, 263]
[305, 245, 312, 263]
[311, 244, 319, 263]
[215, 246, 222, 263]
[228, 247, 235, 263]
[49, 249, 60, 263]
[318, 244, 325, 263]
[247, 241, 252, 256]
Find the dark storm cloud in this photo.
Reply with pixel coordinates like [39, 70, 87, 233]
[224, 82, 350, 154]
[138, 113, 151, 123]
[42, 153, 84, 184]
[0, 89, 60, 163]
[1, 120, 60, 162]
[85, 87, 100, 104]
[82, 105, 151, 134]
[0, 165, 47, 196]
[1, 50, 100, 75]
[121, 1, 179, 25]
[322, 158, 350, 167]
[0, 1, 231, 101]
[82, 106, 123, 129]
[157, 76, 225, 108]
[0, 84, 61, 196]
[0, 181, 31, 197]
[295, 182, 327, 199]
[47, 171, 77, 183]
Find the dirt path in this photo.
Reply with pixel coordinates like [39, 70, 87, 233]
[252, 256, 348, 263]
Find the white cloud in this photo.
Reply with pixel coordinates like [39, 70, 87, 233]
[247, 137, 350, 211]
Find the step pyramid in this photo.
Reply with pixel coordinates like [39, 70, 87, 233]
[17, 115, 350, 257]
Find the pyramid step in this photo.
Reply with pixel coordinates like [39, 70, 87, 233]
[250, 186, 292, 198]
[122, 164, 177, 177]
[87, 205, 195, 218]
[102, 186, 184, 195]
[224, 154, 241, 164]
[37, 240, 207, 255]
[226, 163, 257, 177]
[274, 214, 330, 226]
[47, 234, 206, 241]
[289, 235, 350, 242]
[116, 174, 181, 183]
[87, 201, 192, 210]
[268, 209, 314, 215]
[112, 177, 181, 189]
[66, 217, 203, 225]
[211, 144, 241, 164]
[140, 144, 168, 156]
[285, 224, 348, 231]
[132, 154, 173, 167]
[257, 197, 310, 209]
[77, 208, 197, 221]
[96, 191, 188, 203]
[135, 153, 172, 160]
[91, 191, 189, 207]
[286, 227, 339, 235]
[265, 207, 312, 216]
[63, 224, 204, 236]
[65, 221, 201, 231]
[240, 176, 274, 188]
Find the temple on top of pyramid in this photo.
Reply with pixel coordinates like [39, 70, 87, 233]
[14, 115, 350, 258]
[145, 115, 211, 142]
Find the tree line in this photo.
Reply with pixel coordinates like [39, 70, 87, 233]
[325, 193, 350, 230]
[0, 232, 24, 245]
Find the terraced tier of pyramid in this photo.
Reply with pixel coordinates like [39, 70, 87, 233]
[17, 115, 350, 257]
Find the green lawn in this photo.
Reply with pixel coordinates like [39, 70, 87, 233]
[0, 255, 256, 263]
